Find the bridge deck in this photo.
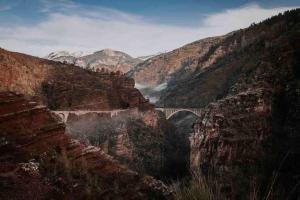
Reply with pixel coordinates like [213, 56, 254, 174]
[51, 108, 202, 122]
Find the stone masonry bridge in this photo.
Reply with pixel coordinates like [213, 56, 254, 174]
[51, 110, 127, 123]
[52, 108, 202, 123]
[155, 108, 202, 119]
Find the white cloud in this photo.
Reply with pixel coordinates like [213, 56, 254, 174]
[39, 0, 78, 13]
[0, 3, 297, 57]
[201, 4, 297, 34]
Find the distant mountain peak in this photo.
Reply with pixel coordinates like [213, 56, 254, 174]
[47, 50, 84, 59]
[102, 48, 115, 55]
[46, 49, 142, 73]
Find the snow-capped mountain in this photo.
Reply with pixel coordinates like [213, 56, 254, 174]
[47, 51, 85, 59]
[46, 49, 142, 73]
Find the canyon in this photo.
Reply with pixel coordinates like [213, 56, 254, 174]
[0, 8, 299, 200]
[182, 9, 300, 199]
[130, 9, 300, 198]
[0, 92, 171, 199]
[0, 47, 173, 199]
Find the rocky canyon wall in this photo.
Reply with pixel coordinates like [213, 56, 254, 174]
[65, 108, 177, 179]
[189, 9, 300, 199]
[0, 92, 171, 199]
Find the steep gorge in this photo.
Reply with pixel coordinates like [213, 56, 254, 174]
[128, 8, 300, 198]
[0, 92, 171, 199]
[65, 109, 175, 179]
[0, 8, 299, 200]
[183, 9, 300, 198]
[0, 48, 175, 198]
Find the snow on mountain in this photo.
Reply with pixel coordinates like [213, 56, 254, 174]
[47, 51, 84, 59]
[46, 49, 142, 73]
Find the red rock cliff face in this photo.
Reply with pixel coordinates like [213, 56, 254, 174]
[0, 92, 171, 199]
[189, 10, 300, 199]
[65, 108, 173, 179]
[190, 88, 273, 197]
[0, 48, 150, 110]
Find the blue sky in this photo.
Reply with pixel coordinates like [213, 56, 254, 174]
[0, 0, 299, 57]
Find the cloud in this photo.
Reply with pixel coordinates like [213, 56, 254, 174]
[0, 3, 297, 57]
[201, 3, 297, 34]
[39, 0, 78, 13]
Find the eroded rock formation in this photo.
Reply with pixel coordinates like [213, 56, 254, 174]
[65, 108, 175, 179]
[189, 9, 300, 199]
[0, 48, 150, 110]
[0, 92, 172, 199]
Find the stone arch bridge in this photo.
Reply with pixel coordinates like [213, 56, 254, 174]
[155, 108, 202, 119]
[52, 108, 202, 123]
[51, 110, 127, 123]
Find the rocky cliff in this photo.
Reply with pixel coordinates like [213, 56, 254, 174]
[65, 108, 176, 179]
[0, 48, 150, 110]
[188, 9, 300, 198]
[47, 49, 142, 73]
[158, 9, 299, 108]
[0, 92, 172, 199]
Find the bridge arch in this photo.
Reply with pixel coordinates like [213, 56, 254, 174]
[166, 109, 201, 120]
[155, 108, 202, 119]
[51, 111, 69, 123]
[51, 110, 127, 123]
[57, 113, 66, 121]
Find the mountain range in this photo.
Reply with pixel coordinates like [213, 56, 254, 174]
[1, 8, 299, 200]
[46, 49, 142, 73]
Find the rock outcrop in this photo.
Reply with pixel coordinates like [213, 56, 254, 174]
[0, 92, 172, 199]
[190, 88, 273, 197]
[65, 108, 175, 179]
[47, 49, 142, 73]
[189, 9, 300, 199]
[0, 48, 150, 110]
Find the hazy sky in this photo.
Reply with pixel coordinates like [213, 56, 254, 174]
[0, 0, 299, 57]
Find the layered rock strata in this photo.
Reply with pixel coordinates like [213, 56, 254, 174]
[189, 9, 300, 199]
[0, 48, 150, 110]
[0, 92, 172, 199]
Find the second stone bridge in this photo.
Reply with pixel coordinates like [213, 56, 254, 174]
[51, 110, 127, 123]
[155, 108, 202, 119]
